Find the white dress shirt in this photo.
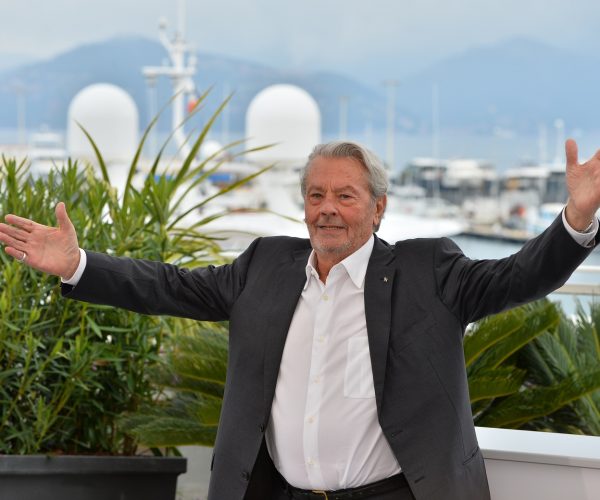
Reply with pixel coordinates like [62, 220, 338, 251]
[265, 235, 402, 489]
[562, 209, 598, 247]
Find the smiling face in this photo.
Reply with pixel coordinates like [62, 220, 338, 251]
[304, 155, 386, 269]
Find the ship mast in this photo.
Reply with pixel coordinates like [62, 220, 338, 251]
[142, 0, 198, 160]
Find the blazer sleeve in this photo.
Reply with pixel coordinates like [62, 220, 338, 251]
[435, 213, 596, 325]
[61, 238, 261, 321]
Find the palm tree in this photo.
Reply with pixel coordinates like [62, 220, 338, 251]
[467, 299, 600, 432]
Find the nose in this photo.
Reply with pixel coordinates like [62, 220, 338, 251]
[320, 194, 338, 216]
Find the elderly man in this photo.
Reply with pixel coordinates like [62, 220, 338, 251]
[1, 140, 599, 500]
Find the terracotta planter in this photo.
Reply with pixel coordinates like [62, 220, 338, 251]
[0, 455, 187, 500]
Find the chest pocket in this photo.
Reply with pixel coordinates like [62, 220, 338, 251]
[344, 336, 375, 398]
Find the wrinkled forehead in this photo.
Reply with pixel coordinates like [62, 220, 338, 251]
[305, 155, 370, 187]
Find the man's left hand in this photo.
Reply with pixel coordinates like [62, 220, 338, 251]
[565, 138, 600, 231]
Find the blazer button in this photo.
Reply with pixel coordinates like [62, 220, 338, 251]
[242, 471, 251, 481]
[259, 424, 265, 433]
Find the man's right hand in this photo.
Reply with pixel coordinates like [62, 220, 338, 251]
[0, 202, 80, 279]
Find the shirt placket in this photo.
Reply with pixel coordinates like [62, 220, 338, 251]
[303, 269, 341, 489]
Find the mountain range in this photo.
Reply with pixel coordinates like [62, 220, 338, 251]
[0, 36, 598, 137]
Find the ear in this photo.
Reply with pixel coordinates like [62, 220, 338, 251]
[374, 195, 387, 226]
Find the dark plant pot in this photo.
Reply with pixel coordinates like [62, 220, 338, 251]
[0, 455, 187, 500]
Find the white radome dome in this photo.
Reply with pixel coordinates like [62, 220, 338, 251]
[200, 139, 224, 159]
[246, 84, 321, 166]
[67, 83, 138, 165]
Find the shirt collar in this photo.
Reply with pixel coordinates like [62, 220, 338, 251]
[304, 235, 375, 290]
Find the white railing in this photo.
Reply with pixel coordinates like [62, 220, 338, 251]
[555, 265, 600, 296]
[478, 427, 600, 500]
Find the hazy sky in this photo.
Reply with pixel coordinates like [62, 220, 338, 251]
[3, 0, 600, 82]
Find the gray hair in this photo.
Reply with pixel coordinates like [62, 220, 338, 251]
[300, 141, 389, 200]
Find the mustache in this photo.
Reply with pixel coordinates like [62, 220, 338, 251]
[306, 217, 347, 228]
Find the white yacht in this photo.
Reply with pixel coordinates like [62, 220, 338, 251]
[28, 128, 68, 177]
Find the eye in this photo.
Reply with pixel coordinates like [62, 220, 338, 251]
[309, 193, 323, 199]
[339, 193, 353, 200]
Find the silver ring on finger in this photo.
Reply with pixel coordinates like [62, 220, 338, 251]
[18, 252, 27, 263]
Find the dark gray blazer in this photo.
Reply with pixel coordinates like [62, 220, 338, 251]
[62, 214, 595, 500]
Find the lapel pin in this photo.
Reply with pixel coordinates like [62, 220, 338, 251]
[383, 276, 388, 283]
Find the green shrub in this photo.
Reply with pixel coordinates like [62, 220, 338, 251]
[0, 96, 268, 454]
[0, 157, 169, 454]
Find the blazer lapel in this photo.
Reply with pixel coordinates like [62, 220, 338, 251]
[364, 236, 396, 412]
[262, 246, 311, 420]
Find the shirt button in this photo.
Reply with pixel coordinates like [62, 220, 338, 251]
[322, 294, 329, 301]
[307, 458, 315, 466]
[313, 376, 321, 384]
[317, 336, 325, 343]
[307, 416, 315, 423]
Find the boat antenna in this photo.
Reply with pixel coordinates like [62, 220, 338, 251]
[552, 119, 565, 166]
[383, 80, 400, 171]
[142, 0, 198, 160]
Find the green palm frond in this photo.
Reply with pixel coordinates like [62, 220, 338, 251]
[464, 308, 524, 369]
[120, 322, 229, 448]
[477, 368, 600, 428]
[120, 412, 218, 447]
[466, 300, 559, 374]
[468, 366, 525, 402]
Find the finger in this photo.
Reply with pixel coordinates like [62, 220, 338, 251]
[0, 229, 26, 249]
[4, 214, 36, 232]
[3, 241, 26, 258]
[0, 223, 29, 243]
[0, 230, 24, 249]
[55, 202, 73, 230]
[565, 139, 579, 168]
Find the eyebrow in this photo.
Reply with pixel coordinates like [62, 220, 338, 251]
[307, 185, 361, 194]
